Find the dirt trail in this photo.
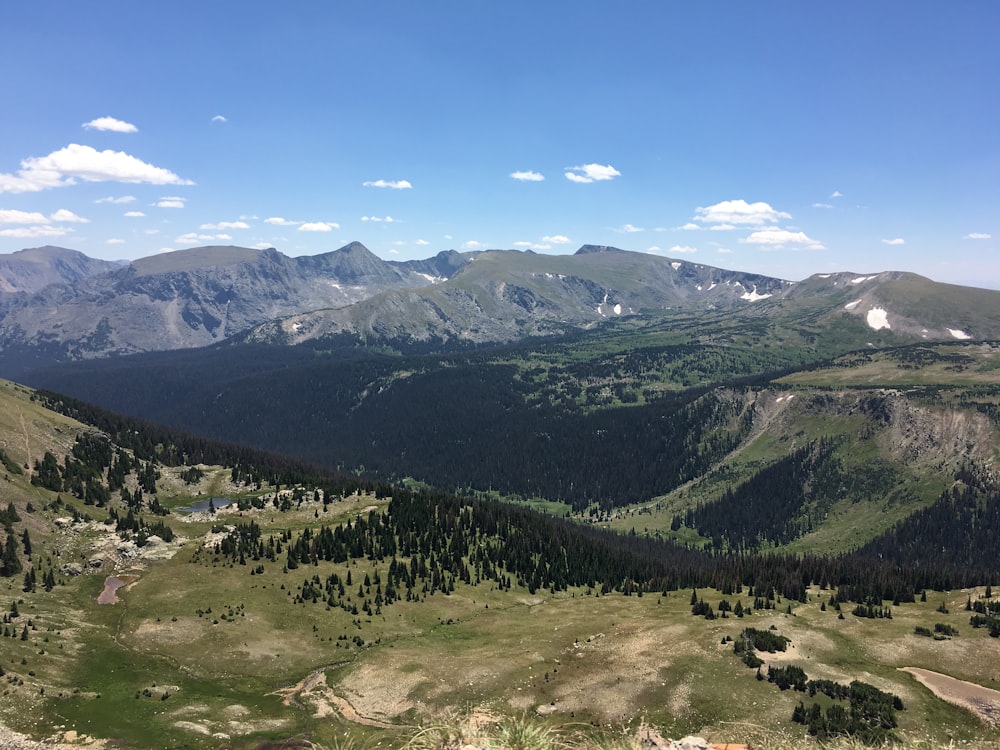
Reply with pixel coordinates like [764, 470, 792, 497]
[900, 667, 1000, 726]
[19, 411, 30, 471]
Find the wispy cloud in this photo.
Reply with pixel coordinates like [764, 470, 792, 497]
[677, 223, 701, 231]
[617, 224, 643, 233]
[125, 210, 145, 217]
[83, 116, 138, 133]
[0, 225, 72, 238]
[95, 195, 135, 204]
[49, 209, 88, 223]
[881, 238, 905, 246]
[298, 221, 338, 232]
[106, 238, 126, 245]
[0, 144, 192, 193]
[264, 216, 298, 226]
[831, 190, 843, 198]
[156, 196, 186, 208]
[695, 199, 791, 227]
[542, 234, 571, 245]
[812, 202, 834, 209]
[211, 114, 227, 123]
[416, 239, 430, 246]
[0, 208, 88, 225]
[200, 221, 250, 230]
[361, 215, 397, 223]
[964, 232, 991, 240]
[363, 179, 412, 190]
[741, 229, 824, 250]
[510, 170, 544, 182]
[0, 209, 49, 224]
[175, 232, 232, 245]
[670, 245, 698, 254]
[463, 240, 486, 250]
[564, 163, 620, 184]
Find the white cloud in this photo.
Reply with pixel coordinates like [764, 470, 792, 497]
[0, 225, 71, 238]
[298, 221, 338, 232]
[50, 209, 89, 223]
[143, 229, 159, 235]
[510, 170, 544, 182]
[253, 242, 273, 249]
[83, 116, 138, 133]
[125, 211, 145, 217]
[463, 240, 485, 250]
[0, 144, 192, 193]
[695, 199, 791, 226]
[964, 232, 991, 240]
[156, 196, 186, 208]
[95, 195, 135, 204]
[831, 190, 843, 198]
[708, 223, 737, 231]
[0, 209, 49, 224]
[813, 202, 834, 209]
[677, 223, 701, 231]
[717, 247, 734, 254]
[264, 216, 298, 226]
[741, 228, 825, 250]
[618, 224, 643, 233]
[211, 115, 228, 123]
[361, 215, 397, 223]
[645, 246, 662, 254]
[363, 179, 412, 189]
[670, 245, 699, 254]
[106, 238, 126, 245]
[200, 221, 250, 230]
[881, 238, 905, 246]
[542, 234, 571, 245]
[416, 239, 430, 246]
[564, 163, 621, 183]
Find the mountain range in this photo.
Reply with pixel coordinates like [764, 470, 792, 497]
[2, 242, 1000, 381]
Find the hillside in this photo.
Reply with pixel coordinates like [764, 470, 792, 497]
[0, 246, 120, 295]
[1, 379, 999, 749]
[0, 243, 454, 377]
[6, 243, 1000, 383]
[25, 294, 1000, 552]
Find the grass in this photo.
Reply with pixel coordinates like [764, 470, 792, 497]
[2, 379, 1000, 749]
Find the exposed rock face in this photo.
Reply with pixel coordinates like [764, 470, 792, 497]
[0, 243, 456, 376]
[0, 246, 119, 294]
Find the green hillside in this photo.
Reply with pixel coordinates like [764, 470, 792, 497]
[0, 377, 999, 748]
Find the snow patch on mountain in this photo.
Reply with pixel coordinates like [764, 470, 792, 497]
[852, 275, 879, 284]
[670, 262, 682, 270]
[740, 286, 772, 302]
[949, 328, 972, 340]
[867, 307, 890, 330]
[844, 299, 862, 310]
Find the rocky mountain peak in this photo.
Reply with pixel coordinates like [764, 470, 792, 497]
[574, 244, 626, 255]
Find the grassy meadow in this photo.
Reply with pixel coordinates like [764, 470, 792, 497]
[3, 471, 1000, 748]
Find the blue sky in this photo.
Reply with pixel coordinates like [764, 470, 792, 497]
[1, 2, 997, 286]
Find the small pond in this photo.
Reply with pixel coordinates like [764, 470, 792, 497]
[98, 576, 128, 604]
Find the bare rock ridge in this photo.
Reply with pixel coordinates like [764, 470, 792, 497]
[2, 242, 1000, 379]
